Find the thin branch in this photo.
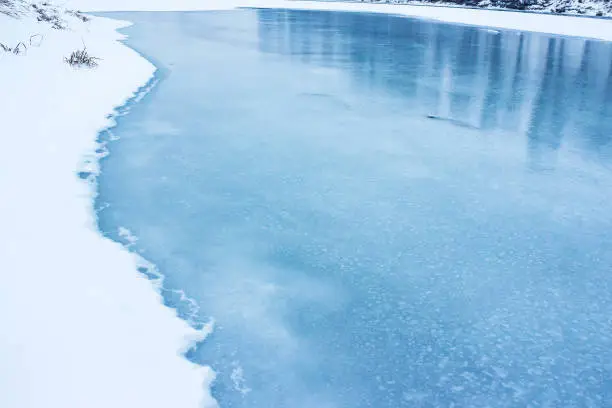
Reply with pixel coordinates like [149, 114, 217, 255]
[13, 41, 26, 55]
[29, 33, 43, 47]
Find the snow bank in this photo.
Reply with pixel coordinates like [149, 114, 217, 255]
[0, 10, 215, 408]
[68, 0, 612, 41]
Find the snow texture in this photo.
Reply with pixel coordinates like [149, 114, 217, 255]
[380, 0, 612, 17]
[2, 1, 612, 408]
[0, 6, 215, 408]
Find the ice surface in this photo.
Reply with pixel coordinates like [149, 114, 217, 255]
[69, 0, 612, 41]
[96, 9, 612, 408]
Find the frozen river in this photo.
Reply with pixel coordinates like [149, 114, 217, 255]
[97, 9, 612, 407]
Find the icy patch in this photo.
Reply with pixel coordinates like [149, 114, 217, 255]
[137, 118, 182, 136]
[230, 363, 252, 396]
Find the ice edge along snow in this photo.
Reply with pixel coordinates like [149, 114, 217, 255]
[2, 1, 612, 408]
[0, 11, 216, 408]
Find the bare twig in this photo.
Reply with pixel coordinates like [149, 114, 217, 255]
[13, 41, 26, 55]
[29, 33, 43, 47]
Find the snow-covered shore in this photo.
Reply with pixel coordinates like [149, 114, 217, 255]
[363, 0, 612, 18]
[0, 9, 215, 408]
[2, 1, 612, 408]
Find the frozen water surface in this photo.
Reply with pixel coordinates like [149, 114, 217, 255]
[97, 9, 612, 407]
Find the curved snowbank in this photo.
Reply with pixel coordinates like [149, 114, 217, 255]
[0, 12, 215, 408]
[69, 0, 612, 41]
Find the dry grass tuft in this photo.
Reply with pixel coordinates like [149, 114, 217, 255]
[65, 46, 100, 68]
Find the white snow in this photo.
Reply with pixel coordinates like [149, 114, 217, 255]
[2, 1, 612, 408]
[0, 10, 215, 408]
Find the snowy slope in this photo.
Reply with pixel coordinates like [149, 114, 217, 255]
[365, 0, 612, 17]
[0, 5, 216, 408]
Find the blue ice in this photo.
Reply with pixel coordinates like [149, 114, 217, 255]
[97, 9, 612, 407]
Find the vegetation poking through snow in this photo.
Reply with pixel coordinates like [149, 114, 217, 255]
[1, 1, 89, 26]
[12, 41, 26, 54]
[0, 33, 42, 54]
[32, 3, 65, 29]
[361, 0, 612, 16]
[65, 9, 90, 23]
[29, 33, 42, 46]
[0, 40, 26, 54]
[1, 1, 88, 61]
[65, 46, 100, 68]
[0, 0, 21, 17]
[0, 0, 38, 18]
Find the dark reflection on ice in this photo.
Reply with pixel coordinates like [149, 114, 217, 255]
[97, 9, 612, 408]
